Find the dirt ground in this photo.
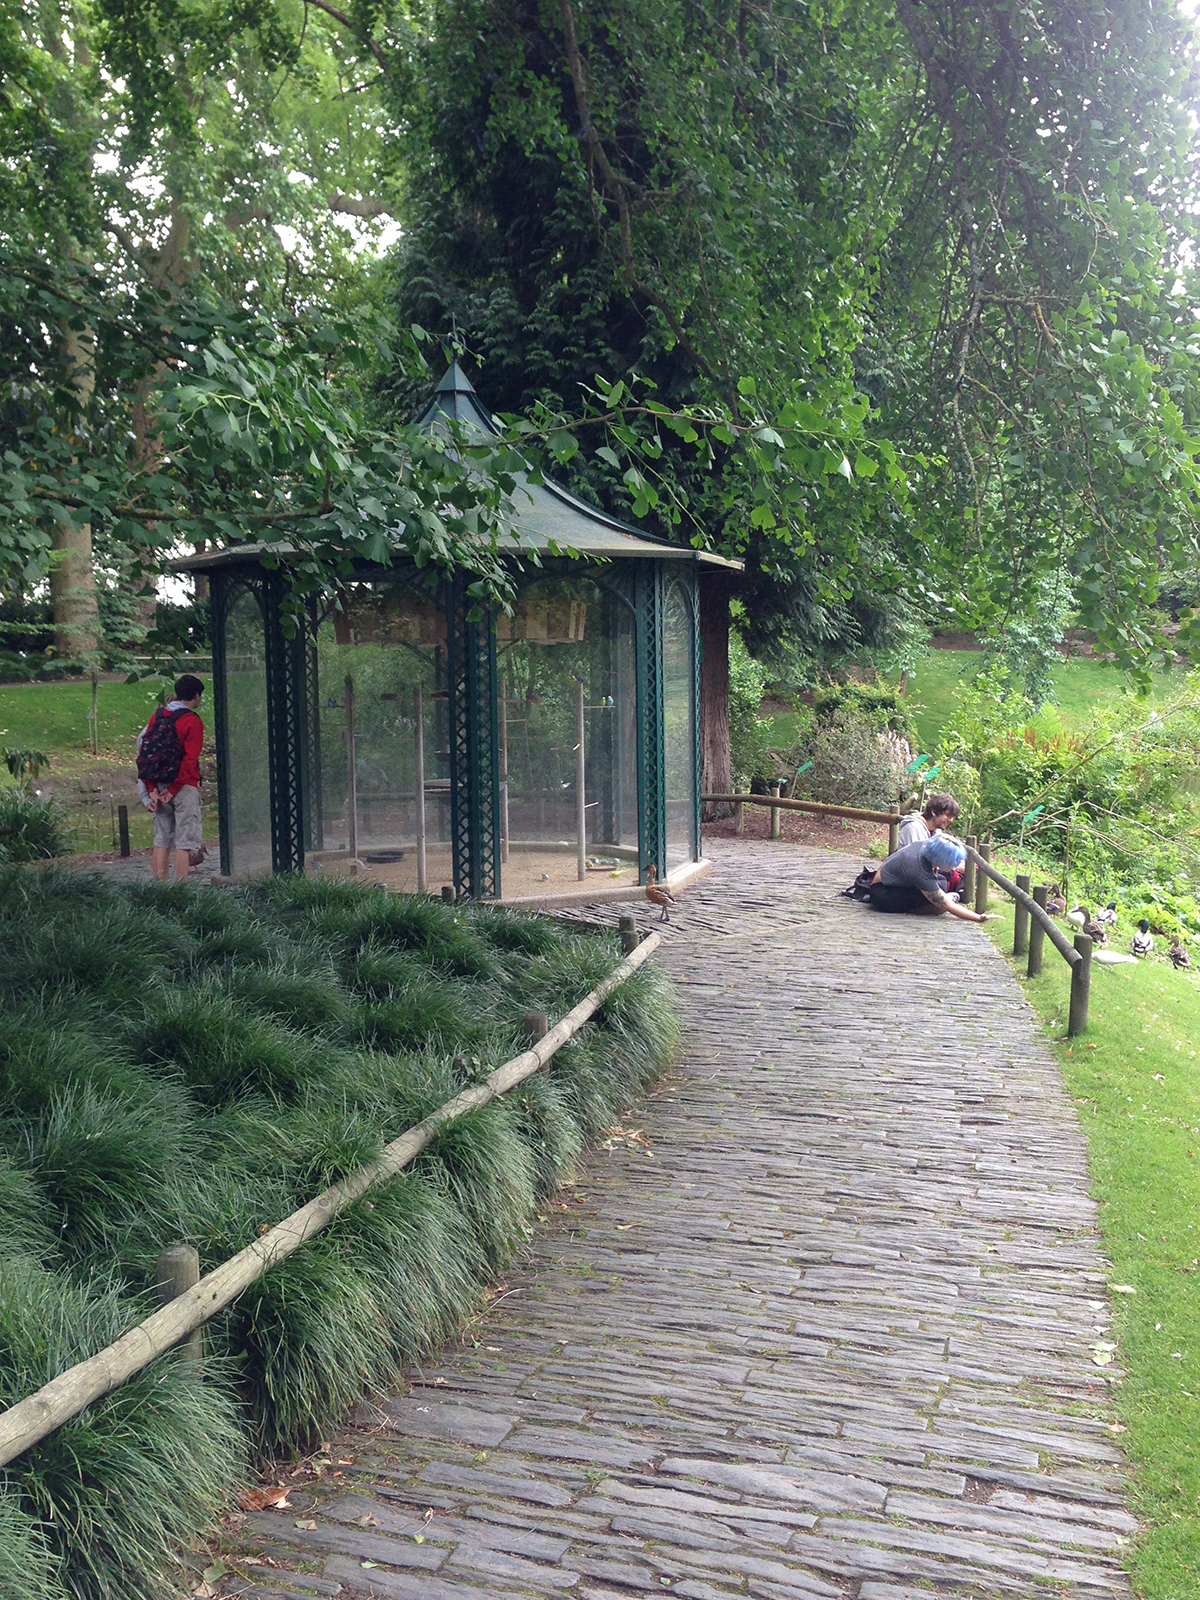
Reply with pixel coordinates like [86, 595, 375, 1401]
[702, 802, 883, 860]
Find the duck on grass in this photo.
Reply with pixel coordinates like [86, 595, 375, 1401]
[0, 868, 680, 1600]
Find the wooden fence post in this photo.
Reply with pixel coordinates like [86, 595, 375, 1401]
[888, 820, 899, 854]
[155, 1246, 203, 1366]
[619, 914, 639, 955]
[523, 1010, 549, 1042]
[1028, 884, 1047, 977]
[974, 843, 990, 914]
[734, 793, 744, 836]
[117, 804, 131, 858]
[1068, 933, 1092, 1038]
[1013, 873, 1031, 957]
[770, 780, 782, 840]
[963, 837, 976, 903]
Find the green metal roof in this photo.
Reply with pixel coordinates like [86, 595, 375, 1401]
[420, 363, 740, 568]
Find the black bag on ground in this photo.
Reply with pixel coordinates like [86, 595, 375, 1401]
[137, 706, 188, 787]
[842, 865, 877, 902]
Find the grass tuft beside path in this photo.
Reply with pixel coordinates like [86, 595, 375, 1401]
[983, 896, 1200, 1598]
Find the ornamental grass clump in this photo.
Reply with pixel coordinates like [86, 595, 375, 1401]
[0, 866, 678, 1599]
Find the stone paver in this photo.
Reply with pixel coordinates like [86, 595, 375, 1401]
[219, 840, 1134, 1600]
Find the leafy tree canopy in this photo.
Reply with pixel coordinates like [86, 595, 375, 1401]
[4, 0, 1200, 685]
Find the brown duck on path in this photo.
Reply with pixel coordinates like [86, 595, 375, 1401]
[644, 864, 678, 923]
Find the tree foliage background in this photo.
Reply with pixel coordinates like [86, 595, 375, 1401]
[4, 0, 1200, 681]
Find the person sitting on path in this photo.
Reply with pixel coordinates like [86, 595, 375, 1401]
[137, 674, 205, 884]
[868, 834, 993, 923]
[897, 791, 960, 849]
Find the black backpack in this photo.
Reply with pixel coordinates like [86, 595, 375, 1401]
[842, 865, 877, 901]
[137, 706, 189, 786]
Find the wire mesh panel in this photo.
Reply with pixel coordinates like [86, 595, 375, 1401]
[663, 576, 699, 871]
[306, 579, 443, 890]
[213, 579, 273, 877]
[498, 576, 638, 898]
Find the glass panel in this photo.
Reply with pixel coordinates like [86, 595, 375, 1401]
[307, 581, 445, 892]
[499, 577, 638, 898]
[223, 585, 273, 876]
[663, 582, 696, 869]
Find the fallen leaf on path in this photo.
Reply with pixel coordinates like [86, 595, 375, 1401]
[294, 1518, 318, 1530]
[362, 1560, 379, 1568]
[201, 1561, 227, 1583]
[1109, 1284, 1137, 1294]
[355, 1513, 380, 1527]
[1092, 1351, 1113, 1366]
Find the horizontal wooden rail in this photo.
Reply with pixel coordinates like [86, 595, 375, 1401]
[0, 933, 662, 1468]
[966, 849, 1079, 967]
[704, 793, 901, 825]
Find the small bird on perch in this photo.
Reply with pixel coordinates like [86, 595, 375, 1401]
[1169, 939, 1192, 970]
[1094, 901, 1118, 927]
[644, 864, 678, 923]
[1132, 920, 1154, 958]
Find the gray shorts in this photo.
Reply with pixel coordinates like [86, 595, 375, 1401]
[153, 785, 203, 851]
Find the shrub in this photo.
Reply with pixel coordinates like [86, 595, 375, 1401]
[0, 791, 72, 864]
[728, 634, 773, 788]
[794, 706, 908, 812]
[812, 681, 915, 740]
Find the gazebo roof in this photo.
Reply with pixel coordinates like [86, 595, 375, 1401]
[419, 362, 739, 568]
[175, 362, 740, 573]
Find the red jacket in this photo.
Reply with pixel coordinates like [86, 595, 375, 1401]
[143, 706, 203, 797]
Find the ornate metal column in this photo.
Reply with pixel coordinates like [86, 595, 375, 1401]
[634, 564, 666, 882]
[262, 572, 308, 874]
[444, 576, 500, 898]
[209, 569, 235, 878]
[686, 569, 702, 862]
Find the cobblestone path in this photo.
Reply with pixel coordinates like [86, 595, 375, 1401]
[220, 840, 1134, 1600]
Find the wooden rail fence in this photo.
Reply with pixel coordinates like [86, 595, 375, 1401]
[965, 845, 1092, 1037]
[703, 792, 903, 853]
[0, 933, 661, 1468]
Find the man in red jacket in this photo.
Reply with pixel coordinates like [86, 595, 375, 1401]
[138, 674, 205, 883]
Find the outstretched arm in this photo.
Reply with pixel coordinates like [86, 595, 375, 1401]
[922, 889, 994, 923]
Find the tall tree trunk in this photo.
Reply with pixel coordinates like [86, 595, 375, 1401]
[699, 571, 735, 819]
[51, 320, 99, 658]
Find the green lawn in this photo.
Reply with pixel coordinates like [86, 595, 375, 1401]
[0, 677, 176, 759]
[905, 649, 1175, 751]
[984, 894, 1200, 1598]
